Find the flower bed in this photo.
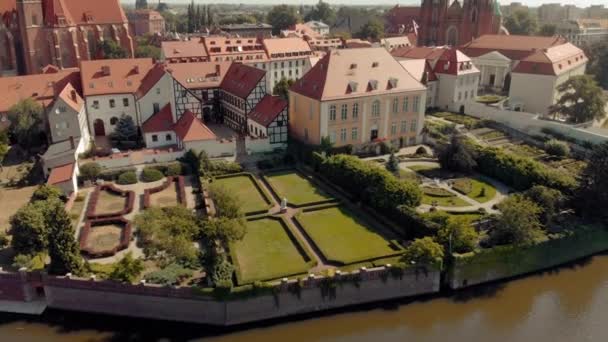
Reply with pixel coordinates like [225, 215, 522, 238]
[451, 178, 473, 195]
[143, 176, 187, 209]
[79, 217, 132, 258]
[422, 186, 454, 198]
[86, 184, 135, 220]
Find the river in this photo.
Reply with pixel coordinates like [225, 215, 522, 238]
[1, 254, 608, 342]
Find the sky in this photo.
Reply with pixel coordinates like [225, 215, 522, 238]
[122, 0, 606, 7]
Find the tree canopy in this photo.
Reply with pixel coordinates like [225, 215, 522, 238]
[267, 5, 301, 35]
[402, 237, 444, 266]
[549, 75, 606, 123]
[8, 98, 43, 152]
[97, 40, 128, 59]
[538, 23, 557, 36]
[438, 135, 477, 174]
[504, 9, 538, 35]
[272, 78, 295, 100]
[357, 19, 384, 40]
[584, 41, 608, 89]
[112, 114, 139, 142]
[576, 142, 608, 219]
[304, 0, 336, 26]
[490, 195, 544, 246]
[47, 200, 83, 275]
[436, 216, 479, 254]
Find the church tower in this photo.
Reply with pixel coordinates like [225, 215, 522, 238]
[16, 0, 47, 74]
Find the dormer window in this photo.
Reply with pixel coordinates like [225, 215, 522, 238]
[368, 80, 378, 91]
[347, 81, 358, 93]
[372, 62, 379, 68]
[388, 78, 398, 89]
[350, 63, 357, 69]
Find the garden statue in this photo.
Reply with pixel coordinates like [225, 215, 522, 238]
[280, 197, 288, 213]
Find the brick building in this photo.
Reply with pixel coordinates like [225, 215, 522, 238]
[127, 9, 165, 37]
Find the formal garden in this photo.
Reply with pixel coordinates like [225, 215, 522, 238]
[263, 170, 334, 207]
[212, 173, 273, 215]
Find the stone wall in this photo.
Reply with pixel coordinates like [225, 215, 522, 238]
[42, 266, 440, 325]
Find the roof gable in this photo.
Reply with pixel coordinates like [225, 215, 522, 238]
[80, 58, 154, 97]
[248, 95, 287, 127]
[173, 111, 216, 142]
[219, 63, 265, 99]
[142, 103, 174, 133]
[476, 50, 511, 62]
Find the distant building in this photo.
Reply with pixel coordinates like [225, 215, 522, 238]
[380, 36, 414, 51]
[262, 38, 313, 92]
[219, 23, 273, 38]
[127, 9, 166, 36]
[556, 19, 608, 47]
[161, 39, 209, 63]
[304, 21, 330, 37]
[289, 48, 427, 151]
[219, 63, 267, 133]
[307, 37, 343, 52]
[384, 5, 420, 35]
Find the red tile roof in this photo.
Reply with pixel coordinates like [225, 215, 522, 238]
[249, 95, 287, 127]
[56, 83, 84, 112]
[166, 61, 231, 90]
[135, 63, 166, 99]
[142, 103, 174, 133]
[47, 162, 75, 185]
[512, 42, 588, 76]
[461, 34, 568, 61]
[344, 39, 372, 49]
[0, 0, 16, 14]
[80, 58, 154, 96]
[161, 40, 208, 60]
[391, 46, 447, 60]
[220, 63, 265, 99]
[263, 37, 312, 59]
[173, 111, 216, 142]
[0, 69, 81, 113]
[433, 48, 479, 75]
[43, 0, 128, 26]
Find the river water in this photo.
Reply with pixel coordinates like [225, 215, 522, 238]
[1, 254, 608, 342]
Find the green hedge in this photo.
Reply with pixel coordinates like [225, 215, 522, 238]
[141, 167, 164, 182]
[117, 171, 137, 185]
[449, 225, 608, 289]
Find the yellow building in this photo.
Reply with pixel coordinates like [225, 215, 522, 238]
[288, 48, 427, 152]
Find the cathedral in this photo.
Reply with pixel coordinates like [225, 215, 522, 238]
[418, 0, 504, 46]
[0, 0, 134, 76]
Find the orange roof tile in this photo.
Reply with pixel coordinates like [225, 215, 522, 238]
[220, 63, 266, 99]
[461, 34, 568, 60]
[166, 61, 231, 90]
[80, 58, 154, 96]
[344, 39, 372, 49]
[290, 48, 425, 101]
[249, 95, 287, 127]
[56, 83, 84, 112]
[44, 0, 127, 26]
[173, 111, 216, 142]
[142, 103, 174, 133]
[263, 38, 312, 59]
[135, 63, 166, 99]
[47, 162, 75, 185]
[161, 40, 208, 60]
[0, 0, 16, 14]
[512, 43, 588, 76]
[433, 48, 479, 75]
[391, 46, 447, 60]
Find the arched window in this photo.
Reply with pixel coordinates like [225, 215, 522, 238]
[371, 100, 380, 117]
[110, 117, 118, 125]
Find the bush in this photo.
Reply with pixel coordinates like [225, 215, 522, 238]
[31, 185, 64, 202]
[452, 178, 473, 195]
[423, 186, 454, 197]
[544, 139, 570, 157]
[141, 167, 164, 182]
[211, 255, 234, 285]
[117, 171, 137, 185]
[98, 167, 137, 182]
[166, 163, 183, 176]
[144, 263, 193, 285]
[0, 232, 8, 248]
[415, 146, 427, 155]
[402, 237, 444, 267]
[79, 162, 102, 181]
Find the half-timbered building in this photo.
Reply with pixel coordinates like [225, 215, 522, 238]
[219, 63, 266, 133]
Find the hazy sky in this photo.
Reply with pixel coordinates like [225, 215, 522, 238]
[122, 0, 606, 7]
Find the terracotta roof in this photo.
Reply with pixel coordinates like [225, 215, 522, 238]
[0, 69, 81, 113]
[80, 58, 154, 96]
[290, 48, 425, 101]
[135, 63, 166, 99]
[220, 63, 265, 99]
[166, 61, 231, 90]
[344, 39, 373, 49]
[307, 38, 343, 48]
[385, 5, 420, 24]
[461, 34, 568, 60]
[173, 111, 216, 142]
[285, 23, 322, 39]
[433, 48, 479, 75]
[576, 18, 608, 29]
[204, 36, 265, 56]
[161, 40, 208, 60]
[0, 0, 16, 14]
[47, 162, 75, 185]
[56, 83, 84, 113]
[43, 0, 127, 26]
[399, 59, 437, 83]
[391, 46, 447, 60]
[512, 43, 588, 76]
[142, 103, 174, 133]
[263, 38, 312, 59]
[248, 95, 287, 127]
[382, 36, 413, 50]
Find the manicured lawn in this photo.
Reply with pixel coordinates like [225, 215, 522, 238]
[84, 224, 123, 253]
[452, 177, 497, 203]
[214, 175, 270, 214]
[231, 218, 312, 285]
[297, 206, 400, 265]
[421, 187, 470, 207]
[408, 164, 439, 172]
[95, 190, 128, 215]
[0, 185, 37, 232]
[149, 183, 180, 208]
[69, 192, 87, 229]
[266, 171, 332, 206]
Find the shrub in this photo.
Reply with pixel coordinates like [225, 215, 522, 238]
[402, 237, 444, 266]
[79, 162, 102, 181]
[0, 232, 8, 248]
[211, 255, 234, 285]
[117, 171, 137, 185]
[166, 163, 183, 176]
[31, 184, 64, 202]
[422, 186, 454, 197]
[544, 139, 570, 157]
[379, 142, 392, 155]
[144, 263, 193, 285]
[109, 252, 144, 283]
[98, 167, 137, 182]
[141, 167, 164, 182]
[12, 254, 34, 269]
[415, 146, 427, 155]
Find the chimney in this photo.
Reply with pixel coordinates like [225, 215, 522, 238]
[101, 65, 110, 76]
[133, 65, 140, 74]
[215, 64, 221, 76]
[70, 90, 77, 102]
[69, 136, 75, 150]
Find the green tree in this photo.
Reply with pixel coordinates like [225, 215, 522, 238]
[549, 75, 606, 123]
[584, 41, 608, 89]
[112, 114, 138, 142]
[491, 195, 544, 246]
[267, 5, 301, 35]
[8, 98, 43, 152]
[79, 162, 102, 182]
[135, 0, 148, 10]
[208, 183, 243, 219]
[47, 200, 83, 275]
[0, 139, 8, 172]
[576, 142, 608, 219]
[273, 78, 295, 100]
[201, 217, 246, 245]
[304, 0, 336, 25]
[10, 201, 49, 254]
[109, 252, 144, 283]
[97, 40, 128, 59]
[357, 19, 384, 40]
[524, 185, 565, 224]
[135, 44, 160, 60]
[402, 237, 444, 265]
[436, 217, 478, 254]
[319, 136, 334, 155]
[31, 184, 63, 202]
[438, 135, 477, 174]
[504, 9, 538, 35]
[12, 254, 34, 270]
[538, 23, 557, 36]
[386, 152, 399, 175]
[544, 139, 570, 157]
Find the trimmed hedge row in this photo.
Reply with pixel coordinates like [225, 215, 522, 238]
[79, 217, 132, 258]
[143, 176, 187, 209]
[86, 184, 135, 220]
